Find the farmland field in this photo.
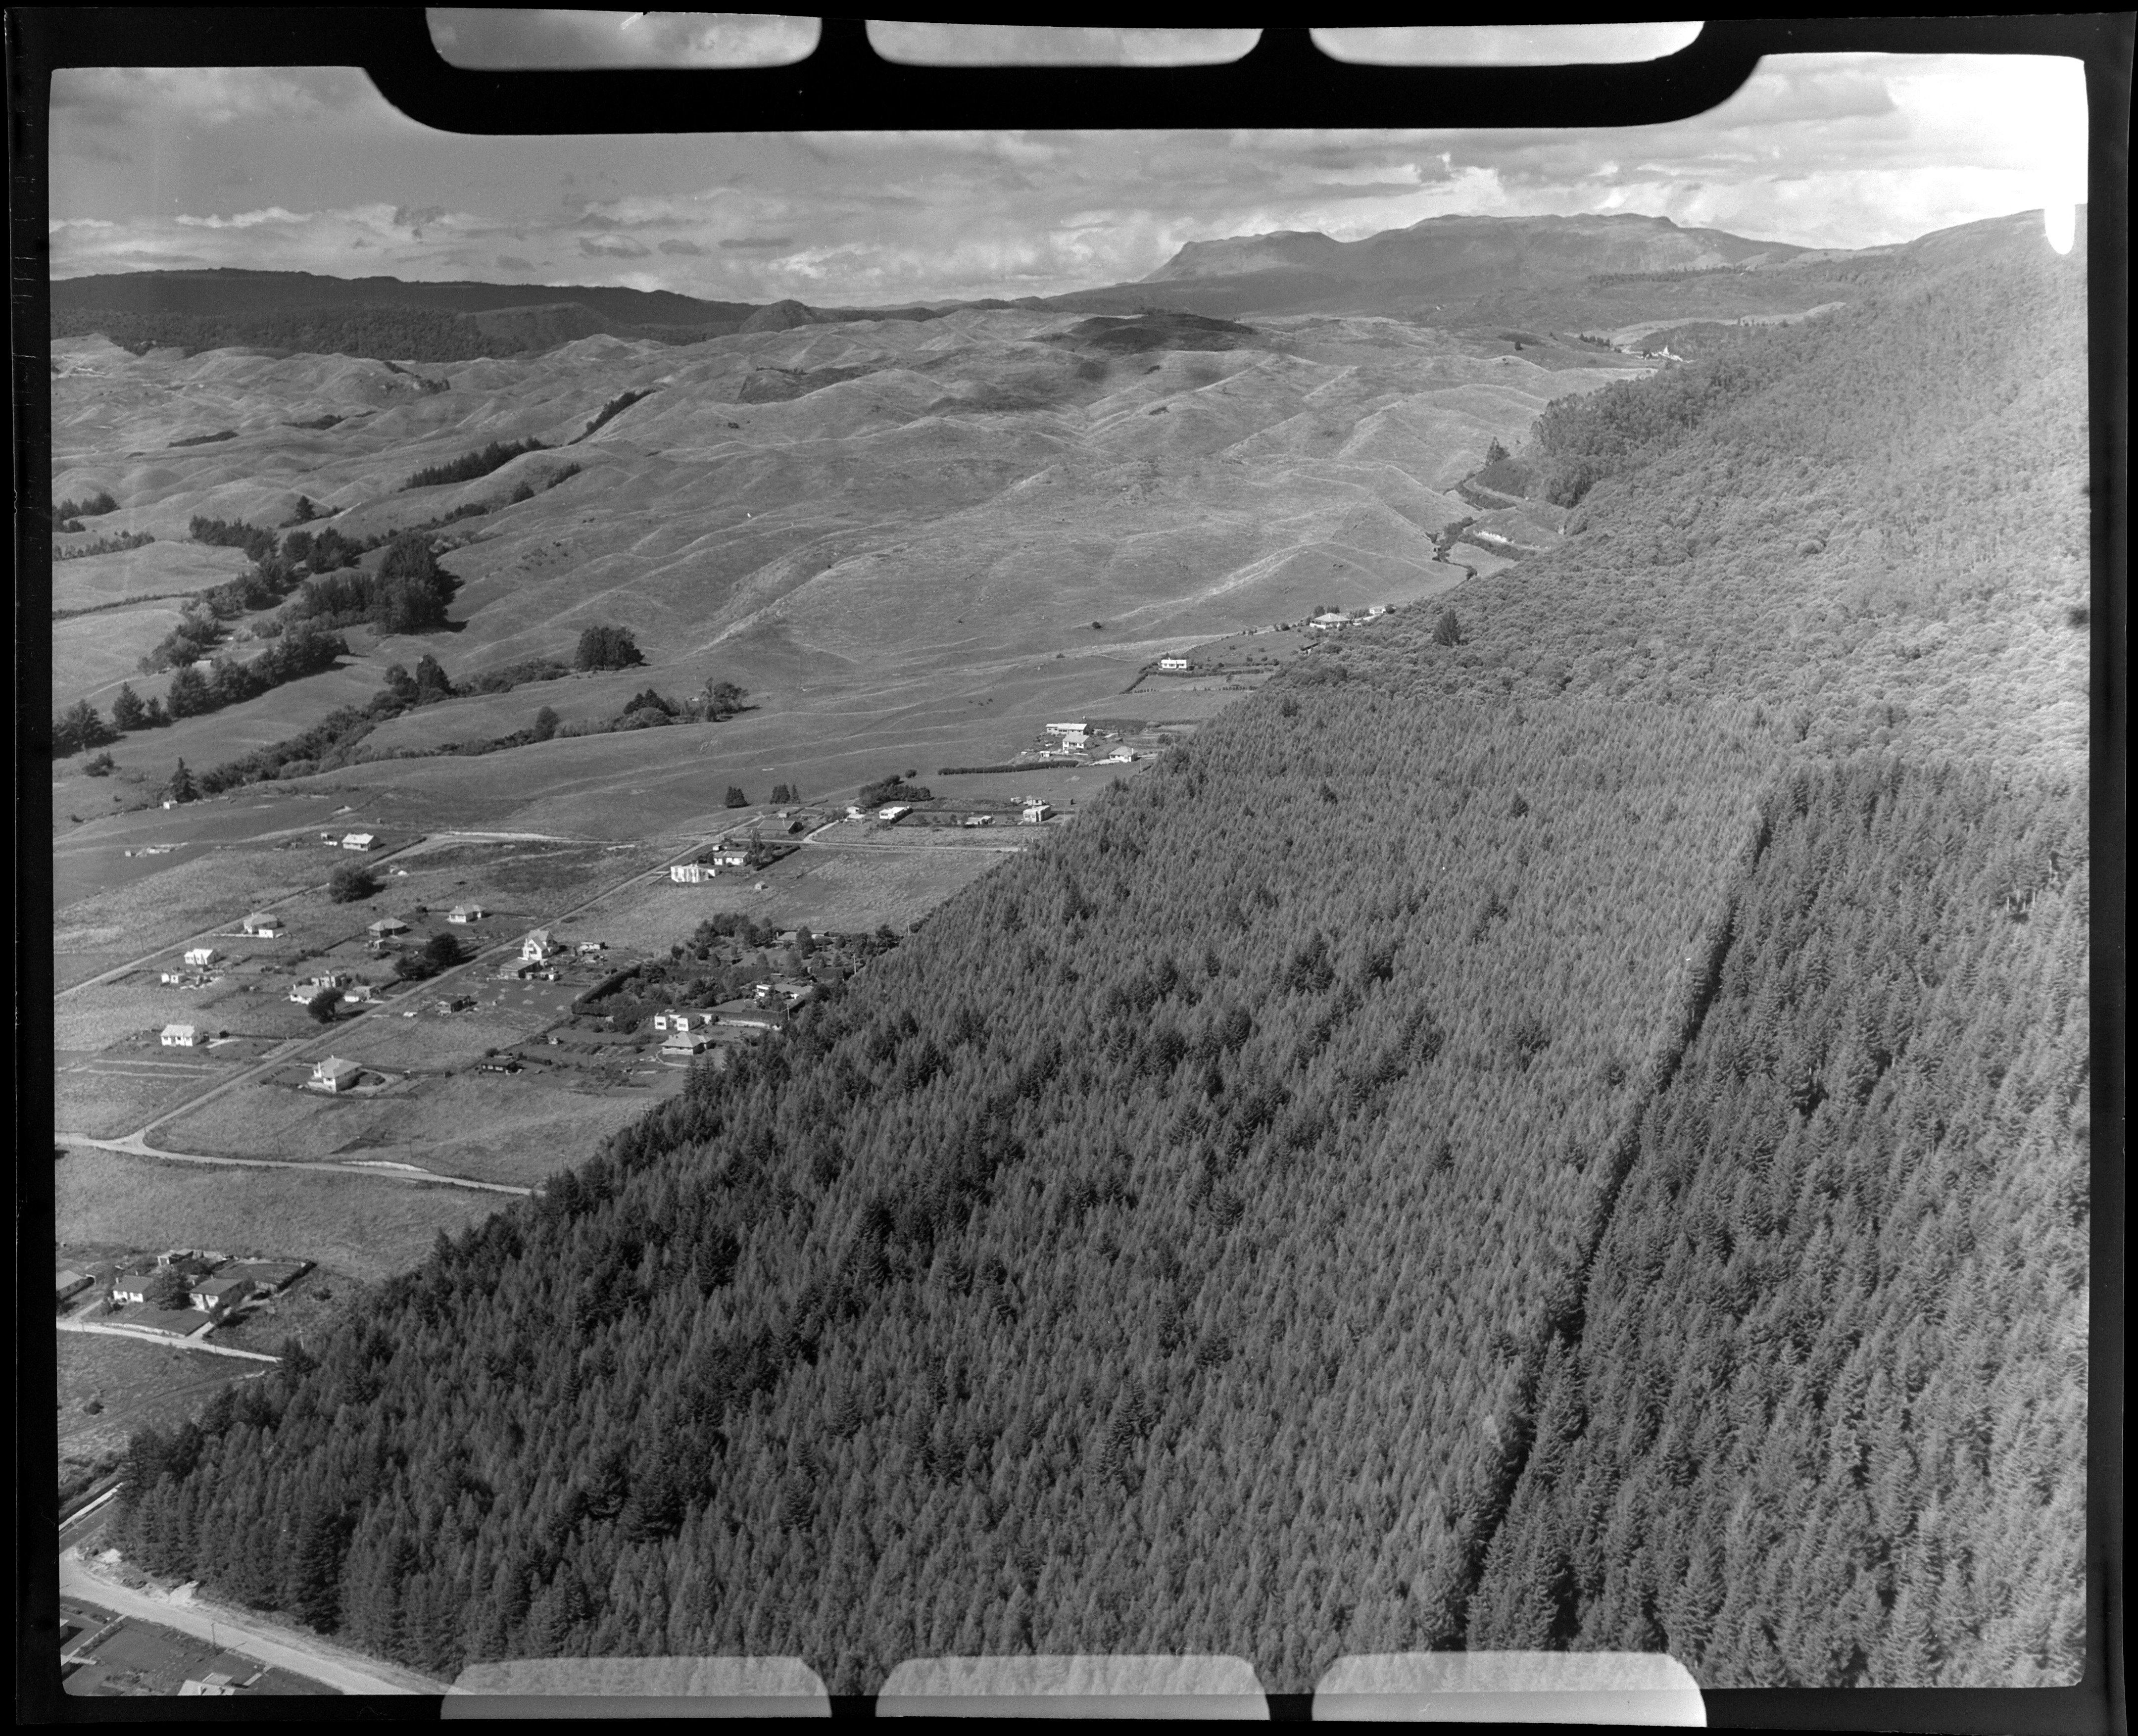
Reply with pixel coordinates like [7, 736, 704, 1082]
[51, 536, 252, 615]
[51, 606, 195, 713]
[53, 846, 344, 989]
[53, 1147, 504, 1282]
[587, 843, 1015, 952]
[153, 1068, 662, 1187]
[54, 1063, 225, 1140]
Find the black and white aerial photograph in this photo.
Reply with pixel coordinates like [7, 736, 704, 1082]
[25, 13, 2119, 1721]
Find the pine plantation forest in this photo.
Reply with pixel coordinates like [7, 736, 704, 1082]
[113, 223, 2090, 1690]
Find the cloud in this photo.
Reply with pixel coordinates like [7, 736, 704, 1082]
[51, 67, 371, 130]
[428, 9, 818, 69]
[45, 54, 2088, 302]
[174, 206, 312, 230]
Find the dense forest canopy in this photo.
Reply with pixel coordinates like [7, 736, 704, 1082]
[115, 227, 2089, 1693]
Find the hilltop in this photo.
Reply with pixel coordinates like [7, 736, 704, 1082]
[49, 212, 1863, 364]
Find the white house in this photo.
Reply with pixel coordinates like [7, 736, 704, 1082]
[1021, 801, 1053, 824]
[1310, 612, 1351, 630]
[290, 970, 353, 1004]
[662, 1030, 713, 1058]
[160, 1023, 200, 1047]
[962, 814, 994, 827]
[340, 983, 378, 1005]
[367, 916, 409, 938]
[160, 970, 186, 986]
[877, 804, 912, 822]
[447, 903, 488, 924]
[577, 940, 605, 957]
[340, 832, 376, 851]
[1158, 656, 1190, 671]
[240, 912, 282, 936]
[311, 1056, 361, 1092]
[670, 862, 711, 885]
[710, 846, 750, 868]
[522, 928, 559, 963]
[183, 947, 216, 968]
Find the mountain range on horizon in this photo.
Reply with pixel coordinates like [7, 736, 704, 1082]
[49, 207, 2064, 361]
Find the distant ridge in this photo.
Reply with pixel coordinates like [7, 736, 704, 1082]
[49, 267, 757, 329]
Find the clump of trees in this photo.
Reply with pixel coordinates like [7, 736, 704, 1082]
[576, 389, 654, 442]
[50, 701, 116, 759]
[285, 534, 458, 635]
[54, 528, 153, 560]
[574, 626, 643, 671]
[54, 489, 119, 523]
[328, 863, 378, 904]
[858, 772, 931, 808]
[402, 437, 547, 492]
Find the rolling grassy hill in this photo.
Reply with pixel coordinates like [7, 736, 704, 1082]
[49, 301, 1644, 837]
[102, 210, 2089, 1691]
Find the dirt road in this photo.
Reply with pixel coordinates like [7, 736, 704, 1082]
[60, 1547, 448, 1695]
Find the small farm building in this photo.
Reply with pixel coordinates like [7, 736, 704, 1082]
[55, 1269, 92, 1304]
[183, 947, 216, 968]
[161, 1023, 200, 1047]
[340, 832, 376, 851]
[877, 804, 912, 821]
[1021, 801, 1053, 824]
[447, 903, 487, 923]
[663, 1031, 713, 1058]
[240, 912, 282, 936]
[711, 846, 751, 868]
[1159, 656, 1189, 671]
[368, 916, 410, 937]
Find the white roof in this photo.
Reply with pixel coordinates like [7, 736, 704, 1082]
[162, 1022, 197, 1038]
[314, 1055, 357, 1074]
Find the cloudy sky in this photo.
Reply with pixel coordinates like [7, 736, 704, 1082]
[48, 48, 2087, 305]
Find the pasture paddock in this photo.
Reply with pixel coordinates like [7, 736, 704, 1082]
[156, 1067, 656, 1189]
[54, 1146, 502, 1283]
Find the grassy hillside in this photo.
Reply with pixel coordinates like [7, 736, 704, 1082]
[109, 221, 2089, 1690]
